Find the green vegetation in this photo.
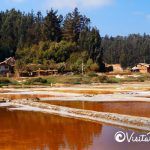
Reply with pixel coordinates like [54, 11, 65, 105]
[102, 35, 150, 68]
[102, 77, 121, 83]
[0, 73, 149, 87]
[24, 77, 47, 85]
[21, 74, 150, 85]
[0, 8, 104, 73]
[0, 8, 149, 75]
[0, 77, 18, 86]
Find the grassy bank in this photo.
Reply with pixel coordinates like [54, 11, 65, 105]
[22, 73, 150, 85]
[0, 77, 18, 87]
[0, 73, 150, 86]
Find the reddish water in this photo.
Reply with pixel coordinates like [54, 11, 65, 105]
[41, 101, 150, 117]
[0, 107, 149, 150]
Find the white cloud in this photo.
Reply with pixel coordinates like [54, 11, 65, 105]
[9, 0, 25, 3]
[133, 11, 150, 21]
[49, 0, 77, 9]
[145, 14, 150, 20]
[132, 11, 144, 16]
[46, 0, 113, 9]
[80, 0, 113, 7]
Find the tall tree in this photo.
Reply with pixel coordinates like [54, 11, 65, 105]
[63, 8, 90, 42]
[42, 9, 62, 42]
[34, 11, 43, 44]
[0, 9, 22, 56]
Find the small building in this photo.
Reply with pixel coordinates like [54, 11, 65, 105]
[19, 69, 58, 77]
[131, 66, 139, 72]
[106, 64, 123, 72]
[36, 69, 58, 76]
[132, 63, 150, 73]
[0, 57, 15, 76]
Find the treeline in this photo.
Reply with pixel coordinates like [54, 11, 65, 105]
[0, 8, 103, 73]
[0, 8, 150, 73]
[102, 34, 150, 68]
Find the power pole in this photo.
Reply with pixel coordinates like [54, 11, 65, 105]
[82, 61, 84, 75]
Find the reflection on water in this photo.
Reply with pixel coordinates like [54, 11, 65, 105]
[0, 108, 149, 150]
[41, 101, 150, 117]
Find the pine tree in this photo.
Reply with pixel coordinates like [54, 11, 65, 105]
[42, 9, 62, 42]
[63, 8, 90, 42]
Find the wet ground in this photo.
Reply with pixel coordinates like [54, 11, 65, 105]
[0, 82, 150, 102]
[0, 107, 149, 150]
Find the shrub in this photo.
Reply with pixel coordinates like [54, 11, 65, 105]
[46, 77, 56, 84]
[106, 78, 120, 83]
[0, 77, 11, 84]
[87, 72, 98, 77]
[24, 77, 47, 85]
[138, 77, 145, 82]
[98, 76, 120, 83]
[98, 75, 108, 83]
[90, 63, 99, 72]
[0, 77, 18, 85]
[86, 59, 93, 68]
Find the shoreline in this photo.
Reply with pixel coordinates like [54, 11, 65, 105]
[4, 100, 150, 132]
[0, 82, 149, 132]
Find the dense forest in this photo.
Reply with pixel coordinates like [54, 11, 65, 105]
[0, 8, 150, 73]
[102, 34, 150, 68]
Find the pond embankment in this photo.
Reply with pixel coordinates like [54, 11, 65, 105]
[8, 100, 150, 131]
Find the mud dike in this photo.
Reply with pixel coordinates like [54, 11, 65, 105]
[10, 100, 150, 131]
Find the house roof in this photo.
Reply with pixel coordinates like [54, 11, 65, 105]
[138, 63, 150, 67]
[132, 66, 139, 70]
[0, 57, 15, 66]
[106, 64, 122, 67]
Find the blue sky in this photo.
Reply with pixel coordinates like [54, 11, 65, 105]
[0, 0, 150, 36]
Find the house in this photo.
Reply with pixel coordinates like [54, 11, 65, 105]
[132, 63, 150, 73]
[131, 66, 139, 72]
[105, 64, 123, 72]
[19, 69, 58, 77]
[36, 69, 58, 76]
[0, 57, 15, 76]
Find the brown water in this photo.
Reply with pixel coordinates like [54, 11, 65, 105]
[0, 107, 149, 150]
[41, 101, 150, 117]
